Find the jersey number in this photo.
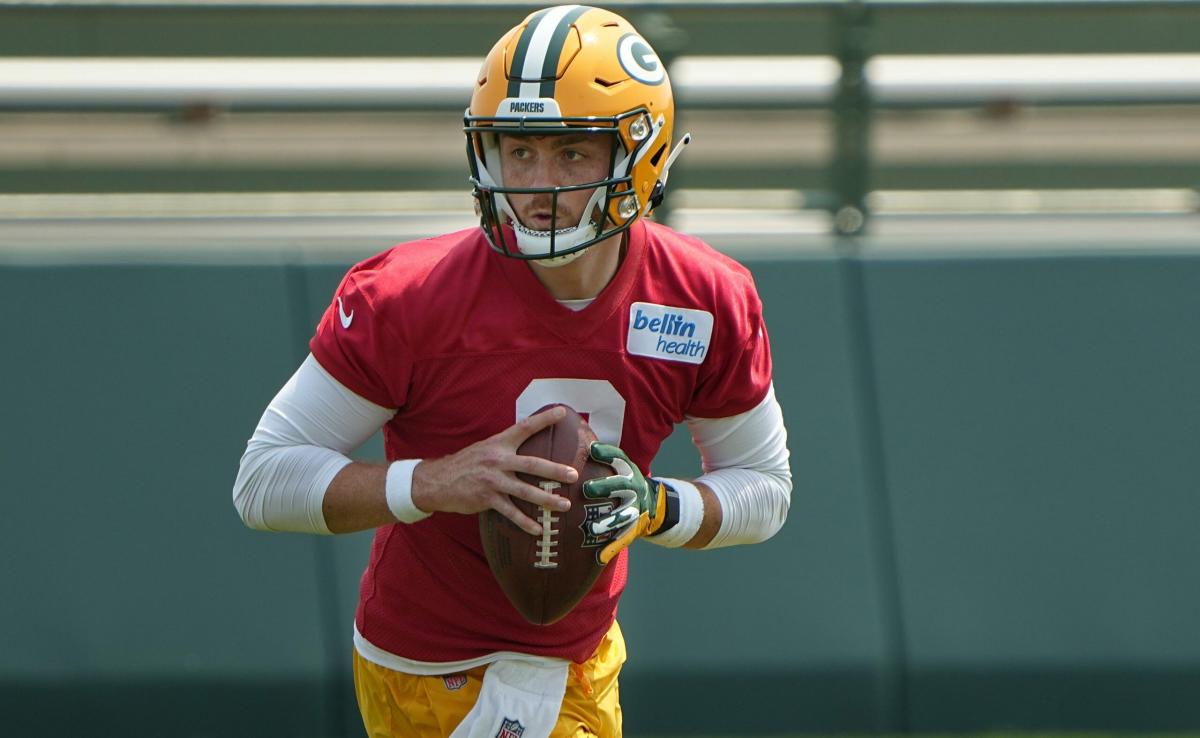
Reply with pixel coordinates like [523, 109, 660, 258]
[516, 379, 626, 445]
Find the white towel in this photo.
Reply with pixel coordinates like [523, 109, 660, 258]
[448, 656, 570, 738]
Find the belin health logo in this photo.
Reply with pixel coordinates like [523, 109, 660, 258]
[626, 302, 713, 365]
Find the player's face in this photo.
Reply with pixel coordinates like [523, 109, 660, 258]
[498, 133, 611, 232]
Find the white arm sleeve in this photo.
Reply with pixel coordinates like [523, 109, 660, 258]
[648, 382, 792, 549]
[232, 354, 395, 534]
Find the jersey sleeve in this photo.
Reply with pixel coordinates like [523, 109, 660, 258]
[687, 275, 773, 419]
[309, 264, 410, 410]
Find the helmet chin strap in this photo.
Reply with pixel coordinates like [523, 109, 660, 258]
[510, 217, 597, 267]
[501, 185, 607, 266]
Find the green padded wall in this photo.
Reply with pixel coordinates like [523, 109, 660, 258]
[4, 242, 1200, 736]
[0, 264, 336, 736]
[861, 252, 1200, 732]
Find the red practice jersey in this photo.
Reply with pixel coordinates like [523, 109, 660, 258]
[310, 219, 772, 664]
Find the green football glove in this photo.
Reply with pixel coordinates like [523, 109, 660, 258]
[583, 442, 670, 565]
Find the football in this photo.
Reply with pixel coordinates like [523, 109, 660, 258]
[479, 404, 615, 625]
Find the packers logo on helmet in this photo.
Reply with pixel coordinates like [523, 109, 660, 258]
[465, 4, 690, 265]
[617, 33, 666, 86]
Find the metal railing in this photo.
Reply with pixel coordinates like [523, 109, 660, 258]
[1, 0, 1198, 233]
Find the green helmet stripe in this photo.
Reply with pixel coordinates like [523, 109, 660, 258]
[506, 7, 551, 99]
[538, 5, 592, 98]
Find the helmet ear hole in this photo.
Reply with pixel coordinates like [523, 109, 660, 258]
[649, 144, 667, 167]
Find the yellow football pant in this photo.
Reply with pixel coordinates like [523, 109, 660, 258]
[353, 621, 625, 738]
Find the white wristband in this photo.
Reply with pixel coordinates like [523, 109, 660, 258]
[385, 459, 432, 524]
[644, 477, 704, 548]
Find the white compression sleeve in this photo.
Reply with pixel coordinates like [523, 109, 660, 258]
[646, 382, 793, 549]
[232, 354, 395, 534]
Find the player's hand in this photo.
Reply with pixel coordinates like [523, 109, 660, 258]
[582, 443, 669, 564]
[410, 407, 577, 536]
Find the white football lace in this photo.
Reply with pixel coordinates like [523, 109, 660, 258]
[533, 505, 560, 570]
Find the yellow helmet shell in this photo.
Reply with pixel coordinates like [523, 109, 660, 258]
[465, 5, 677, 259]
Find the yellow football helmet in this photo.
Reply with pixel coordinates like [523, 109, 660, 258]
[465, 4, 689, 264]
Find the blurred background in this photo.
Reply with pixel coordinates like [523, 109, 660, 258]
[2, 0, 1199, 736]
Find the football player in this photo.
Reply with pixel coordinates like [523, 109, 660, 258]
[233, 5, 792, 737]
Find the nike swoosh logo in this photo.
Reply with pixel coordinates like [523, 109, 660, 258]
[337, 297, 355, 329]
